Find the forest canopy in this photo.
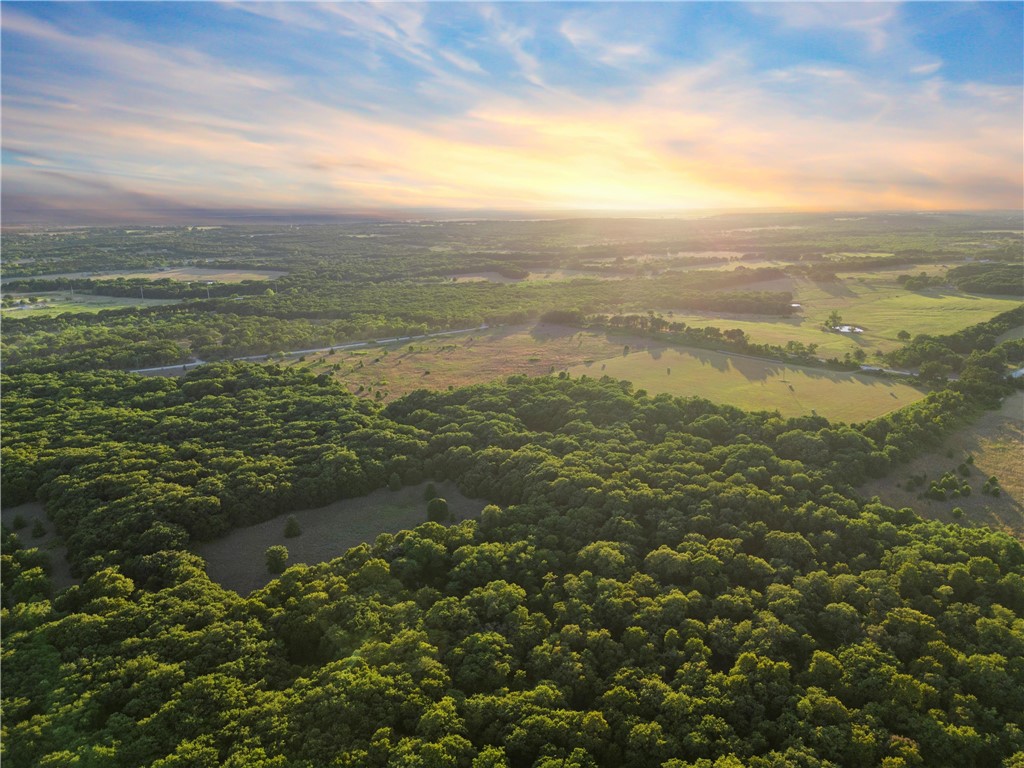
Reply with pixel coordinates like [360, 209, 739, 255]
[3, 364, 1022, 767]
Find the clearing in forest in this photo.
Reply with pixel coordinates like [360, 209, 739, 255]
[0, 292, 180, 315]
[294, 324, 927, 423]
[107, 266, 288, 282]
[655, 272, 1021, 358]
[859, 390, 1024, 539]
[297, 324, 637, 399]
[194, 481, 484, 594]
[568, 346, 927, 422]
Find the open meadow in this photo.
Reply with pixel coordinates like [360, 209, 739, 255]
[193, 481, 484, 594]
[654, 270, 1021, 358]
[0, 291, 180, 315]
[296, 324, 632, 398]
[1, 266, 287, 284]
[103, 266, 287, 282]
[568, 345, 928, 422]
[859, 391, 1024, 538]
[294, 323, 929, 423]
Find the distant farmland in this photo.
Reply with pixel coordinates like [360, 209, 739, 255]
[1, 266, 287, 284]
[567, 346, 927, 423]
[295, 324, 928, 423]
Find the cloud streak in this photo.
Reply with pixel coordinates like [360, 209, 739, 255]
[2, 3, 1021, 219]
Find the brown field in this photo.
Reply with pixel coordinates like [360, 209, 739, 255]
[447, 269, 623, 283]
[296, 324, 637, 399]
[859, 390, 1024, 538]
[101, 266, 287, 282]
[2, 266, 287, 284]
[294, 324, 926, 422]
[194, 480, 484, 594]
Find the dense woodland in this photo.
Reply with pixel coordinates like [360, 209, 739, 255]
[3, 353, 1023, 767]
[3, 214, 1024, 767]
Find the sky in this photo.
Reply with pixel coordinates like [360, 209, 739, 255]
[2, 1, 1022, 220]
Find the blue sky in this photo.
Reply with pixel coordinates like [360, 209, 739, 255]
[2, 2, 1021, 218]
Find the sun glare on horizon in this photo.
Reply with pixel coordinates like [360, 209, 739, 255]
[1, 2, 1021, 221]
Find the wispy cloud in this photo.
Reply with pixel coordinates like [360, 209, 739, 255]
[479, 5, 545, 88]
[559, 15, 651, 68]
[748, 2, 899, 53]
[2, 3, 1020, 216]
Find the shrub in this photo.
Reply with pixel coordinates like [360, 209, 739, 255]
[284, 515, 301, 538]
[265, 545, 289, 574]
[427, 497, 450, 523]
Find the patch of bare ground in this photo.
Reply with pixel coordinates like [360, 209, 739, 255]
[300, 323, 662, 402]
[2, 502, 79, 591]
[193, 480, 485, 594]
[859, 390, 1024, 538]
[299, 321, 671, 403]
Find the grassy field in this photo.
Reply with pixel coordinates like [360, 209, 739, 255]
[567, 346, 927, 422]
[294, 324, 928, 423]
[109, 266, 287, 282]
[296, 324, 634, 399]
[996, 325, 1024, 343]
[194, 481, 484, 594]
[1, 291, 180, 316]
[448, 269, 624, 283]
[859, 391, 1024, 538]
[657, 271, 1021, 358]
[1, 266, 286, 284]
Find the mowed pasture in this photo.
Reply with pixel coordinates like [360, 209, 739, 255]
[1, 266, 287, 284]
[293, 324, 928, 423]
[1, 291, 180, 316]
[194, 481, 484, 594]
[568, 346, 927, 422]
[859, 391, 1024, 538]
[657, 270, 1021, 358]
[91, 266, 288, 282]
[297, 324, 636, 399]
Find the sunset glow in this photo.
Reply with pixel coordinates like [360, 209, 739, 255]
[2, 2, 1021, 220]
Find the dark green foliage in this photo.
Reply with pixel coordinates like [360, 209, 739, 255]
[426, 497, 450, 523]
[4, 367, 1023, 767]
[947, 262, 1024, 297]
[1, 364, 424, 571]
[423, 482, 438, 501]
[887, 305, 1024, 374]
[2, 215, 1023, 768]
[283, 515, 301, 538]
[388, 472, 403, 492]
[265, 545, 288, 573]
[30, 520, 46, 538]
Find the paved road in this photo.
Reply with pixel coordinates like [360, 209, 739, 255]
[129, 325, 489, 375]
